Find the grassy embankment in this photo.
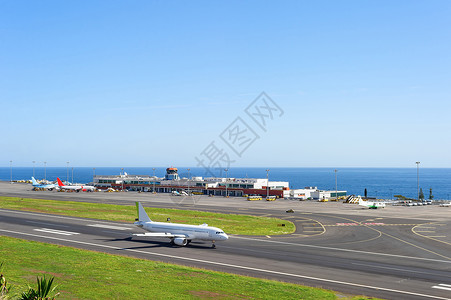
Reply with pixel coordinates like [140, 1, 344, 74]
[0, 196, 294, 235]
[0, 236, 379, 300]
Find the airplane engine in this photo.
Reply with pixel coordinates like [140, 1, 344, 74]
[173, 237, 188, 246]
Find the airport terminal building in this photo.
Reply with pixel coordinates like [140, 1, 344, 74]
[93, 167, 346, 199]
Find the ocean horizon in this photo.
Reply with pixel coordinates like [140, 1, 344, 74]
[1, 167, 450, 200]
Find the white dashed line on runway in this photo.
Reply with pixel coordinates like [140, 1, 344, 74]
[432, 283, 451, 291]
[87, 224, 132, 231]
[33, 228, 80, 236]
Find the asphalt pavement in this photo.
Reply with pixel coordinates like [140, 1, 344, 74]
[1, 182, 450, 299]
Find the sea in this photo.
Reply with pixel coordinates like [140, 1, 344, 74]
[1, 167, 450, 200]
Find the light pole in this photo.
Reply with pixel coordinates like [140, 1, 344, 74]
[224, 168, 228, 197]
[389, 188, 393, 201]
[152, 168, 156, 193]
[32, 161, 36, 178]
[71, 167, 74, 184]
[93, 168, 96, 183]
[121, 168, 124, 191]
[9, 160, 12, 183]
[44, 161, 47, 181]
[187, 168, 191, 195]
[66, 162, 69, 184]
[416, 162, 420, 200]
[266, 169, 270, 198]
[334, 169, 338, 201]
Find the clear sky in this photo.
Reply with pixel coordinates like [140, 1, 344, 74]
[1, 1, 450, 168]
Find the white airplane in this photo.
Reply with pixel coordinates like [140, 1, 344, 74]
[359, 198, 386, 209]
[31, 177, 57, 191]
[132, 202, 228, 248]
[56, 177, 95, 192]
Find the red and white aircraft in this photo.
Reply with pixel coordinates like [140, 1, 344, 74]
[57, 178, 95, 192]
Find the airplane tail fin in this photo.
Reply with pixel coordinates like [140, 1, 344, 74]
[31, 177, 38, 186]
[57, 177, 65, 187]
[136, 202, 151, 222]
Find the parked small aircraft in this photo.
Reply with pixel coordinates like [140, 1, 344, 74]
[31, 177, 57, 190]
[56, 177, 95, 192]
[132, 202, 228, 248]
[359, 198, 386, 209]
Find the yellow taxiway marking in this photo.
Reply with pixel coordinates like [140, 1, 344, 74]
[289, 216, 326, 237]
[316, 213, 451, 260]
[415, 231, 435, 233]
[412, 222, 451, 248]
[426, 236, 446, 238]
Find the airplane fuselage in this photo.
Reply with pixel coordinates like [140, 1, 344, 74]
[59, 185, 95, 192]
[135, 220, 228, 241]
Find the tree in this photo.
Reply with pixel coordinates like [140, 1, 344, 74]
[429, 188, 434, 200]
[364, 188, 367, 198]
[419, 188, 425, 200]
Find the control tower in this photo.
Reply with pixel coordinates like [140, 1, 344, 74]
[165, 167, 179, 180]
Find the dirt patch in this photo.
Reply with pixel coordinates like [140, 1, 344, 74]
[189, 290, 249, 299]
[175, 272, 209, 278]
[25, 269, 67, 278]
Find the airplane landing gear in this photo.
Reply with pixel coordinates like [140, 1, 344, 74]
[212, 240, 216, 248]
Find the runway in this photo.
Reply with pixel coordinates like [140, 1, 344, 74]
[1, 183, 451, 299]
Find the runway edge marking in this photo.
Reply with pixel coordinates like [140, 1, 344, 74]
[231, 236, 451, 264]
[0, 229, 449, 300]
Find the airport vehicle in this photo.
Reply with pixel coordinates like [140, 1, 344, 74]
[247, 195, 262, 201]
[266, 196, 276, 201]
[56, 177, 95, 192]
[359, 198, 386, 209]
[132, 202, 228, 248]
[31, 177, 57, 191]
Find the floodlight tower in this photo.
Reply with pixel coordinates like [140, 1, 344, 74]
[416, 162, 420, 200]
[224, 168, 229, 197]
[266, 169, 270, 198]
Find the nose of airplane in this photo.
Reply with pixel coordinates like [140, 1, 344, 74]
[222, 233, 229, 240]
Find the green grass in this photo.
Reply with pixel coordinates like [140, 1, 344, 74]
[0, 197, 295, 235]
[0, 236, 379, 300]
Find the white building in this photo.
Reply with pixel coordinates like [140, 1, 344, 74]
[286, 186, 347, 200]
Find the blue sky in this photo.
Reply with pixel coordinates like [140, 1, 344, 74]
[1, 1, 450, 167]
